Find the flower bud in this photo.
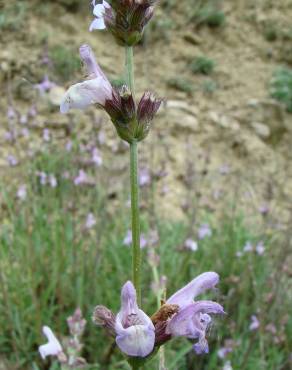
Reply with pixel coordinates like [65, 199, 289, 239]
[92, 305, 116, 337]
[104, 0, 157, 46]
[104, 87, 162, 142]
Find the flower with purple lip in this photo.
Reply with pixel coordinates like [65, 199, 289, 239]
[93, 281, 155, 358]
[164, 272, 225, 354]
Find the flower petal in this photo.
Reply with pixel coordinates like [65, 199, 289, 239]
[166, 272, 219, 308]
[60, 77, 111, 113]
[93, 3, 106, 17]
[38, 326, 62, 360]
[89, 18, 106, 31]
[79, 44, 108, 81]
[166, 301, 224, 338]
[116, 325, 155, 357]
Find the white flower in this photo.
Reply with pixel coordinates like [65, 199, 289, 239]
[89, 1, 111, 31]
[184, 238, 198, 252]
[60, 77, 112, 114]
[38, 326, 62, 360]
[17, 185, 27, 201]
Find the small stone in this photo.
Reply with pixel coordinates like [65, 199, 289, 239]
[251, 122, 270, 139]
[184, 33, 203, 45]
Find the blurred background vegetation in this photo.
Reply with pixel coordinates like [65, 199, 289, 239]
[0, 0, 292, 369]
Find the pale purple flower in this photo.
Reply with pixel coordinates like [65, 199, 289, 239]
[21, 128, 30, 137]
[139, 168, 151, 187]
[7, 106, 16, 120]
[255, 241, 265, 255]
[65, 140, 73, 152]
[115, 281, 155, 357]
[49, 175, 57, 188]
[39, 326, 63, 360]
[166, 272, 224, 354]
[223, 361, 233, 370]
[74, 170, 88, 186]
[85, 213, 96, 229]
[4, 131, 14, 142]
[219, 164, 230, 175]
[19, 114, 28, 125]
[123, 230, 147, 248]
[35, 75, 55, 94]
[89, 1, 111, 31]
[258, 204, 270, 215]
[7, 154, 18, 167]
[43, 128, 50, 142]
[28, 105, 37, 117]
[198, 224, 212, 240]
[17, 185, 27, 201]
[60, 45, 112, 113]
[217, 340, 235, 359]
[92, 147, 102, 167]
[243, 241, 253, 253]
[38, 172, 47, 186]
[184, 238, 198, 252]
[249, 315, 260, 331]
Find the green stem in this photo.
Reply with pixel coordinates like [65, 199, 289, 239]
[130, 140, 141, 305]
[125, 45, 141, 304]
[125, 46, 135, 96]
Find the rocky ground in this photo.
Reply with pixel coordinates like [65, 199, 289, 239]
[1, 0, 292, 225]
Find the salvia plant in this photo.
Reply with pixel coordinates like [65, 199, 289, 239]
[38, 1, 225, 369]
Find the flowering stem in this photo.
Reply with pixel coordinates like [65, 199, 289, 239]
[125, 45, 141, 305]
[130, 139, 141, 305]
[125, 46, 135, 97]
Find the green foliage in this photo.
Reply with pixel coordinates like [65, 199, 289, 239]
[0, 149, 290, 370]
[0, 2, 27, 32]
[190, 56, 215, 75]
[192, 0, 225, 28]
[270, 67, 292, 112]
[263, 23, 278, 42]
[167, 77, 193, 93]
[110, 76, 127, 88]
[50, 45, 80, 82]
[202, 79, 218, 94]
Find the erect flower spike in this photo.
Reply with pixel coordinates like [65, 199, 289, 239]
[93, 281, 155, 358]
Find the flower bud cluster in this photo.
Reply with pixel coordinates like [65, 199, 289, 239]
[104, 0, 157, 46]
[104, 86, 162, 142]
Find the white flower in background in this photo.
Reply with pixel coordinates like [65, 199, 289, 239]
[184, 238, 198, 252]
[255, 241, 265, 255]
[38, 326, 63, 360]
[89, 1, 111, 31]
[85, 213, 96, 229]
[92, 147, 103, 167]
[49, 174, 57, 188]
[243, 241, 253, 253]
[198, 224, 212, 240]
[17, 185, 27, 201]
[249, 315, 260, 331]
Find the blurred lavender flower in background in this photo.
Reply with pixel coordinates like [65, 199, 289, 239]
[7, 155, 18, 167]
[243, 241, 253, 253]
[184, 238, 198, 252]
[74, 170, 88, 186]
[43, 128, 50, 142]
[249, 315, 260, 331]
[85, 213, 96, 229]
[91, 147, 102, 167]
[198, 224, 212, 240]
[139, 167, 151, 187]
[16, 185, 27, 201]
[123, 230, 147, 248]
[256, 241, 265, 255]
[49, 174, 57, 188]
[35, 75, 55, 95]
